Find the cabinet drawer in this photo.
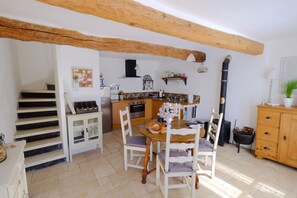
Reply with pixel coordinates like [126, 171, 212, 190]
[256, 140, 277, 160]
[258, 110, 280, 127]
[257, 125, 279, 143]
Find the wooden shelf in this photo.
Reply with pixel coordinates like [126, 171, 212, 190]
[161, 77, 187, 85]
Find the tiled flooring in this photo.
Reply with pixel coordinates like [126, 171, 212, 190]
[27, 128, 297, 198]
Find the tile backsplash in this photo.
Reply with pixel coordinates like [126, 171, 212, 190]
[121, 91, 200, 103]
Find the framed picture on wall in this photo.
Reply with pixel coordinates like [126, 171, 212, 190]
[72, 67, 93, 88]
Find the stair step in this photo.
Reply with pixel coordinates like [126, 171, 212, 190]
[25, 150, 65, 168]
[17, 107, 57, 113]
[24, 137, 62, 152]
[15, 126, 60, 139]
[16, 116, 59, 126]
[46, 83, 55, 91]
[22, 90, 55, 94]
[19, 98, 56, 102]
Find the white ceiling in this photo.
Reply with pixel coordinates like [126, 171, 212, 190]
[1, 0, 297, 55]
[137, 0, 297, 42]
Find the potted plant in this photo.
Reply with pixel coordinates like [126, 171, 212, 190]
[284, 80, 297, 107]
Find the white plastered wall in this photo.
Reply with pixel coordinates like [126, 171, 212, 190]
[0, 39, 21, 143]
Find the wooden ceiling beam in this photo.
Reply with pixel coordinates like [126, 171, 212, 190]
[0, 17, 206, 62]
[38, 0, 264, 55]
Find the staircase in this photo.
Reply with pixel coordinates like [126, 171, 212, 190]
[14, 83, 66, 171]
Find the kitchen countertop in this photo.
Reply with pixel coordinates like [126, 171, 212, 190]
[111, 97, 199, 105]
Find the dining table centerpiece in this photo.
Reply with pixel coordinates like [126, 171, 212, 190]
[157, 102, 179, 124]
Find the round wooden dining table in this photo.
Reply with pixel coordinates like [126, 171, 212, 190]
[137, 119, 203, 189]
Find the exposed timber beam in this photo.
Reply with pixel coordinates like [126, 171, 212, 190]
[0, 17, 206, 62]
[38, 0, 264, 55]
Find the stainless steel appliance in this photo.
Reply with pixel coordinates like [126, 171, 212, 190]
[100, 86, 112, 133]
[129, 101, 145, 119]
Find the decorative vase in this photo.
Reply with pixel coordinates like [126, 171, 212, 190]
[165, 117, 173, 125]
[284, 97, 293, 107]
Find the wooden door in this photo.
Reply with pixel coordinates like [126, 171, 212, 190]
[278, 113, 297, 168]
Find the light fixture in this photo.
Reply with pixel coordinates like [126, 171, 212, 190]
[186, 53, 196, 62]
[135, 64, 140, 70]
[187, 53, 208, 73]
[266, 69, 278, 103]
[197, 62, 208, 73]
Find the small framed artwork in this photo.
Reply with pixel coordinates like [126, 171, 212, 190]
[72, 67, 93, 88]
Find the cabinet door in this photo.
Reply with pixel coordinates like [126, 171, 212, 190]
[145, 99, 152, 120]
[152, 101, 164, 119]
[112, 101, 129, 125]
[71, 118, 86, 145]
[86, 116, 99, 142]
[278, 114, 297, 167]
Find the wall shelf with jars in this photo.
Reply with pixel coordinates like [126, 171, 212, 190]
[161, 77, 188, 85]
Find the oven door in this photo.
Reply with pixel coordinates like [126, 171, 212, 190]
[130, 103, 145, 119]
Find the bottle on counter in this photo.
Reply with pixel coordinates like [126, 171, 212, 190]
[159, 90, 163, 98]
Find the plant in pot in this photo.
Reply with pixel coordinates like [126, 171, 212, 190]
[284, 80, 297, 107]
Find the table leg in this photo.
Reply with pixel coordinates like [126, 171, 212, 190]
[142, 137, 152, 184]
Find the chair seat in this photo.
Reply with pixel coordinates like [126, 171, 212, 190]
[158, 151, 193, 173]
[198, 139, 214, 152]
[126, 136, 146, 148]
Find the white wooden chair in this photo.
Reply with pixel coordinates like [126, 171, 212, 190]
[156, 124, 200, 198]
[120, 107, 152, 171]
[178, 104, 199, 121]
[197, 109, 223, 179]
[157, 103, 199, 153]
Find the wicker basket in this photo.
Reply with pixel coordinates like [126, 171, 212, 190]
[0, 146, 7, 163]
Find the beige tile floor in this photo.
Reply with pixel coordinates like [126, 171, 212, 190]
[27, 128, 297, 198]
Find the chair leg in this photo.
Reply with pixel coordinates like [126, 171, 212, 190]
[211, 154, 216, 179]
[164, 175, 169, 198]
[156, 158, 160, 186]
[191, 173, 196, 198]
[157, 142, 161, 153]
[124, 148, 128, 171]
[204, 155, 208, 166]
[150, 143, 153, 161]
[130, 150, 133, 160]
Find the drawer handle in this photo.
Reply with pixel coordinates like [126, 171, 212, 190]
[265, 116, 272, 120]
[263, 146, 270, 150]
[264, 132, 271, 136]
[283, 135, 287, 141]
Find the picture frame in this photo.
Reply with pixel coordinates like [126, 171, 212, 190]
[72, 67, 93, 88]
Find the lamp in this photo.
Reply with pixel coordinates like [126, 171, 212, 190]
[197, 62, 208, 73]
[267, 69, 278, 103]
[135, 64, 140, 70]
[187, 53, 208, 73]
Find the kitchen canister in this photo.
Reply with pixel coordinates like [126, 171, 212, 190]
[0, 133, 7, 163]
[188, 94, 193, 103]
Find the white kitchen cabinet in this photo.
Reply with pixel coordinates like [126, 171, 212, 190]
[67, 112, 103, 162]
[0, 141, 28, 198]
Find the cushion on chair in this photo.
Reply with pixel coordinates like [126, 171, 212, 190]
[158, 151, 193, 173]
[198, 139, 214, 152]
[126, 136, 146, 147]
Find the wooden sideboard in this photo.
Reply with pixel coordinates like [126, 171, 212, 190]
[256, 105, 297, 168]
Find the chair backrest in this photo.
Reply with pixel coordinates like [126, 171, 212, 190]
[178, 104, 199, 121]
[119, 107, 132, 145]
[164, 124, 201, 172]
[206, 109, 223, 150]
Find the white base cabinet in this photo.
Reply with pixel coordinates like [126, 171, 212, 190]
[67, 112, 103, 162]
[0, 141, 28, 198]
